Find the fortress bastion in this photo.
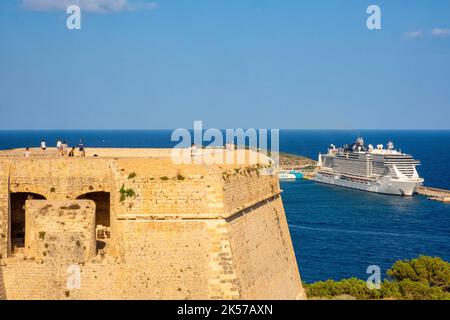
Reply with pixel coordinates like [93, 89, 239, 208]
[0, 147, 305, 300]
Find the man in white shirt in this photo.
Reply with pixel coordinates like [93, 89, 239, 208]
[62, 141, 68, 156]
[24, 147, 31, 157]
[56, 140, 63, 156]
[190, 143, 198, 158]
[40, 139, 46, 150]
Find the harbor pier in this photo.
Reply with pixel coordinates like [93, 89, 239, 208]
[416, 186, 450, 203]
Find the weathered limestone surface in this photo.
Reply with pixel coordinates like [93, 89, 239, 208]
[0, 265, 6, 300]
[227, 196, 303, 299]
[0, 148, 305, 300]
[25, 200, 96, 264]
[0, 162, 9, 259]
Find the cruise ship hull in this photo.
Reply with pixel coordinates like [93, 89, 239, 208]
[315, 172, 422, 196]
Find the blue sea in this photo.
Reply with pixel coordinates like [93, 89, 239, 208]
[1, 130, 449, 283]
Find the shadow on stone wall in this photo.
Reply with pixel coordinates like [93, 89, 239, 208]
[0, 265, 6, 300]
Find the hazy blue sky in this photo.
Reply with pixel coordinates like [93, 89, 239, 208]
[0, 0, 449, 129]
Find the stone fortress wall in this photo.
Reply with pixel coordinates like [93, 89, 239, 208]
[0, 264, 5, 300]
[25, 200, 96, 264]
[0, 148, 305, 300]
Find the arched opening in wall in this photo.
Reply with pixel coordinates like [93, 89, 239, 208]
[10, 192, 46, 254]
[76, 192, 110, 252]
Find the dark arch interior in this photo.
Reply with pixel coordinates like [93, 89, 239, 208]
[76, 192, 110, 250]
[10, 192, 46, 252]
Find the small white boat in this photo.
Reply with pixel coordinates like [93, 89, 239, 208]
[278, 170, 304, 180]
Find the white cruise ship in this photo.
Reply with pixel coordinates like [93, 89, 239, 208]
[315, 138, 424, 196]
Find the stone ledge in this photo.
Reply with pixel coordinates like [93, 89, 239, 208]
[116, 192, 282, 221]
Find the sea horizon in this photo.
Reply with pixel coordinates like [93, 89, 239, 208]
[1, 0, 449, 302]
[1, 128, 450, 131]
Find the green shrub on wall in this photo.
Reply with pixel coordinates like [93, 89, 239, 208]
[119, 185, 136, 202]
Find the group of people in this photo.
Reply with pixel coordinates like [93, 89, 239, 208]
[55, 139, 86, 157]
[24, 139, 86, 157]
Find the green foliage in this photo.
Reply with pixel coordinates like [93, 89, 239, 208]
[387, 256, 450, 291]
[395, 279, 450, 300]
[119, 185, 136, 202]
[305, 278, 381, 300]
[38, 231, 46, 240]
[160, 176, 169, 181]
[378, 280, 402, 299]
[306, 256, 450, 300]
[221, 172, 231, 182]
[128, 172, 137, 179]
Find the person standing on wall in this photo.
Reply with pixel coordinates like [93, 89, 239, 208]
[191, 143, 197, 158]
[40, 139, 46, 151]
[62, 141, 68, 156]
[56, 139, 63, 156]
[79, 140, 86, 157]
